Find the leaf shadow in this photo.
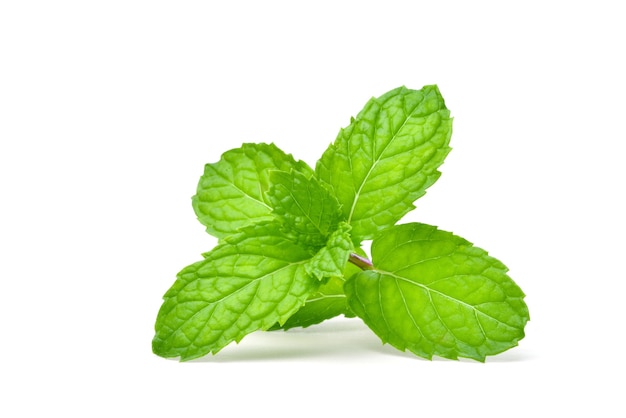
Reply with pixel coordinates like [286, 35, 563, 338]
[366, 340, 534, 363]
[186, 318, 533, 363]
[188, 318, 384, 363]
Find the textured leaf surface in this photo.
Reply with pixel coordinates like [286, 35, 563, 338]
[274, 248, 364, 330]
[344, 223, 529, 361]
[152, 222, 319, 360]
[267, 170, 343, 248]
[305, 222, 353, 281]
[272, 275, 351, 330]
[316, 85, 452, 243]
[192, 143, 313, 238]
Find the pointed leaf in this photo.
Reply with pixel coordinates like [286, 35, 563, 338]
[272, 276, 353, 331]
[152, 222, 319, 360]
[192, 143, 313, 238]
[344, 223, 529, 361]
[316, 85, 452, 243]
[273, 247, 365, 330]
[305, 222, 353, 280]
[267, 170, 343, 248]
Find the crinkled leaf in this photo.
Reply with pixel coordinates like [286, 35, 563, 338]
[305, 222, 353, 280]
[267, 170, 343, 248]
[152, 222, 319, 361]
[316, 85, 452, 243]
[192, 143, 313, 238]
[272, 276, 352, 331]
[273, 247, 365, 331]
[344, 223, 529, 361]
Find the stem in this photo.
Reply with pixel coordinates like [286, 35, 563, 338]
[348, 253, 374, 270]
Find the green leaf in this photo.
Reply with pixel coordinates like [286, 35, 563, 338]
[344, 223, 529, 361]
[305, 222, 353, 280]
[316, 85, 452, 243]
[192, 143, 313, 239]
[273, 246, 364, 331]
[267, 170, 343, 248]
[272, 276, 352, 331]
[152, 222, 320, 361]
[154, 85, 529, 362]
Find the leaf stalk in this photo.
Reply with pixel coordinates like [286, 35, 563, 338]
[348, 253, 374, 270]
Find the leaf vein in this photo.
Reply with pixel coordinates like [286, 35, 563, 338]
[383, 270, 519, 331]
[347, 98, 413, 224]
[394, 277, 425, 341]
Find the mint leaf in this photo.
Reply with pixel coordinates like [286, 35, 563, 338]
[267, 170, 343, 248]
[152, 221, 319, 360]
[305, 222, 353, 280]
[316, 86, 452, 243]
[273, 247, 364, 330]
[269, 223, 353, 330]
[192, 143, 313, 239]
[344, 223, 529, 361]
[272, 275, 353, 331]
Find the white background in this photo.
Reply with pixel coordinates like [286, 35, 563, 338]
[1, 1, 624, 416]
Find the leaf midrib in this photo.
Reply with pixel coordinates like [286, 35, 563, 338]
[284, 182, 328, 237]
[347, 101, 414, 224]
[162, 258, 311, 351]
[378, 269, 521, 331]
[215, 167, 272, 211]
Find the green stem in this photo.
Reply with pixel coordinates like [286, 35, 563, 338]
[348, 253, 374, 270]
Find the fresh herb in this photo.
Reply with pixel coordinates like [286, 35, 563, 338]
[152, 85, 529, 361]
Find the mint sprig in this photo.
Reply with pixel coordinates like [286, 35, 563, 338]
[153, 85, 529, 361]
